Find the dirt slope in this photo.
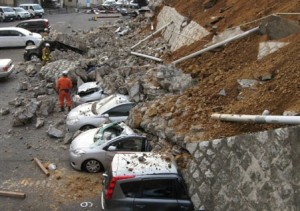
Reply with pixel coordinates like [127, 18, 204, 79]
[155, 0, 300, 140]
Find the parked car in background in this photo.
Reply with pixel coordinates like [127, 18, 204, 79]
[16, 18, 50, 33]
[0, 27, 42, 47]
[73, 82, 108, 106]
[69, 122, 152, 173]
[19, 4, 44, 18]
[66, 94, 134, 132]
[13, 7, 30, 20]
[0, 59, 14, 79]
[0, 6, 16, 22]
[101, 152, 194, 210]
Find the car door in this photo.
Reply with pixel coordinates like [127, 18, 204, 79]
[133, 179, 179, 211]
[104, 137, 145, 169]
[9, 30, 25, 46]
[104, 103, 133, 122]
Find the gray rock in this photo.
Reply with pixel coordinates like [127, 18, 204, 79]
[47, 125, 64, 138]
[0, 107, 10, 115]
[35, 117, 45, 128]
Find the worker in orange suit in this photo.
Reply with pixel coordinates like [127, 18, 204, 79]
[56, 71, 73, 112]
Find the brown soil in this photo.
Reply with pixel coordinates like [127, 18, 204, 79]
[155, 0, 300, 140]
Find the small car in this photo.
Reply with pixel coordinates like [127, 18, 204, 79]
[66, 94, 134, 132]
[101, 152, 194, 210]
[13, 7, 30, 20]
[0, 59, 14, 79]
[73, 82, 108, 106]
[0, 27, 42, 48]
[69, 122, 152, 173]
[0, 6, 16, 22]
[19, 4, 44, 18]
[16, 18, 51, 33]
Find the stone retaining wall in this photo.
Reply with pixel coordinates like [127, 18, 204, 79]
[156, 6, 209, 51]
[183, 126, 300, 210]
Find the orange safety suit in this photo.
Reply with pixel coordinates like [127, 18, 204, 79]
[56, 76, 73, 109]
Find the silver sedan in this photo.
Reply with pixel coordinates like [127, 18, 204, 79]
[69, 122, 152, 173]
[66, 94, 134, 132]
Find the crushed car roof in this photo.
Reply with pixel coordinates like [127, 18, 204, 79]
[112, 152, 178, 176]
[78, 82, 101, 93]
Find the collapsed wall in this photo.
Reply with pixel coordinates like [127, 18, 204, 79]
[156, 6, 209, 51]
[183, 126, 300, 210]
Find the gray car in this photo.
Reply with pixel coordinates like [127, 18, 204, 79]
[72, 81, 108, 106]
[101, 152, 194, 211]
[66, 94, 134, 132]
[69, 122, 152, 173]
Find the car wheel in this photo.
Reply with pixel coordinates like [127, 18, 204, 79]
[26, 41, 34, 46]
[83, 159, 103, 173]
[80, 125, 96, 131]
[17, 16, 21, 20]
[0, 17, 3, 22]
[29, 54, 40, 61]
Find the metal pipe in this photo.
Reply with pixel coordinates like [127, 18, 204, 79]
[211, 113, 300, 124]
[131, 21, 173, 50]
[172, 27, 260, 65]
[131, 52, 163, 62]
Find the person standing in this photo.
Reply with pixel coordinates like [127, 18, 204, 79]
[42, 43, 51, 66]
[56, 71, 73, 112]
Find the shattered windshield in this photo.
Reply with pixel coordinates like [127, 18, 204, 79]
[93, 122, 123, 144]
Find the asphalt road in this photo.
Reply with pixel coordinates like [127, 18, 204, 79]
[0, 11, 121, 211]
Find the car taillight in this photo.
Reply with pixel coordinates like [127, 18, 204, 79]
[44, 21, 48, 28]
[3, 66, 8, 72]
[105, 175, 134, 200]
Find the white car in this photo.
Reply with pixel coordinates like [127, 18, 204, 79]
[69, 122, 152, 173]
[13, 7, 30, 20]
[66, 94, 134, 132]
[73, 82, 108, 106]
[0, 27, 42, 47]
[0, 59, 14, 79]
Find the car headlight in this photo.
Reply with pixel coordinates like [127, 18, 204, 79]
[67, 116, 79, 125]
[73, 149, 86, 156]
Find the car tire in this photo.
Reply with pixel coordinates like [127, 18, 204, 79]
[83, 159, 103, 173]
[29, 54, 40, 61]
[17, 16, 21, 20]
[80, 125, 96, 131]
[26, 41, 35, 46]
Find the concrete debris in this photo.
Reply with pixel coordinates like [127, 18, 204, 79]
[35, 117, 45, 129]
[9, 97, 24, 107]
[257, 41, 289, 60]
[0, 107, 10, 115]
[237, 79, 259, 89]
[12, 101, 40, 126]
[218, 88, 226, 96]
[47, 125, 64, 138]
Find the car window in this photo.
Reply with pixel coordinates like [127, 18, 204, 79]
[9, 31, 22, 36]
[103, 104, 133, 116]
[120, 181, 141, 198]
[138, 179, 175, 199]
[0, 31, 10, 36]
[109, 138, 143, 151]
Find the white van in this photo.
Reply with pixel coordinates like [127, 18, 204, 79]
[0, 6, 16, 21]
[19, 4, 44, 18]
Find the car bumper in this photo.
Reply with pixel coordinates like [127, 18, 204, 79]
[69, 151, 83, 171]
[3, 16, 15, 21]
[0, 64, 14, 78]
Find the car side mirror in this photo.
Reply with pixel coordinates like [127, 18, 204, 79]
[107, 146, 117, 151]
[103, 114, 109, 118]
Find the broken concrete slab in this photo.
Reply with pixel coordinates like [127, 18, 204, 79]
[260, 15, 300, 40]
[47, 125, 64, 138]
[257, 41, 289, 60]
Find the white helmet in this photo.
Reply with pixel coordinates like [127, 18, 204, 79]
[45, 43, 50, 47]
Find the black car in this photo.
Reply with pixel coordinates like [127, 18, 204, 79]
[16, 19, 51, 33]
[24, 40, 85, 61]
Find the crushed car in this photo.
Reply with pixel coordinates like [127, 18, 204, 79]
[73, 82, 108, 106]
[69, 122, 152, 173]
[101, 152, 194, 210]
[66, 94, 134, 132]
